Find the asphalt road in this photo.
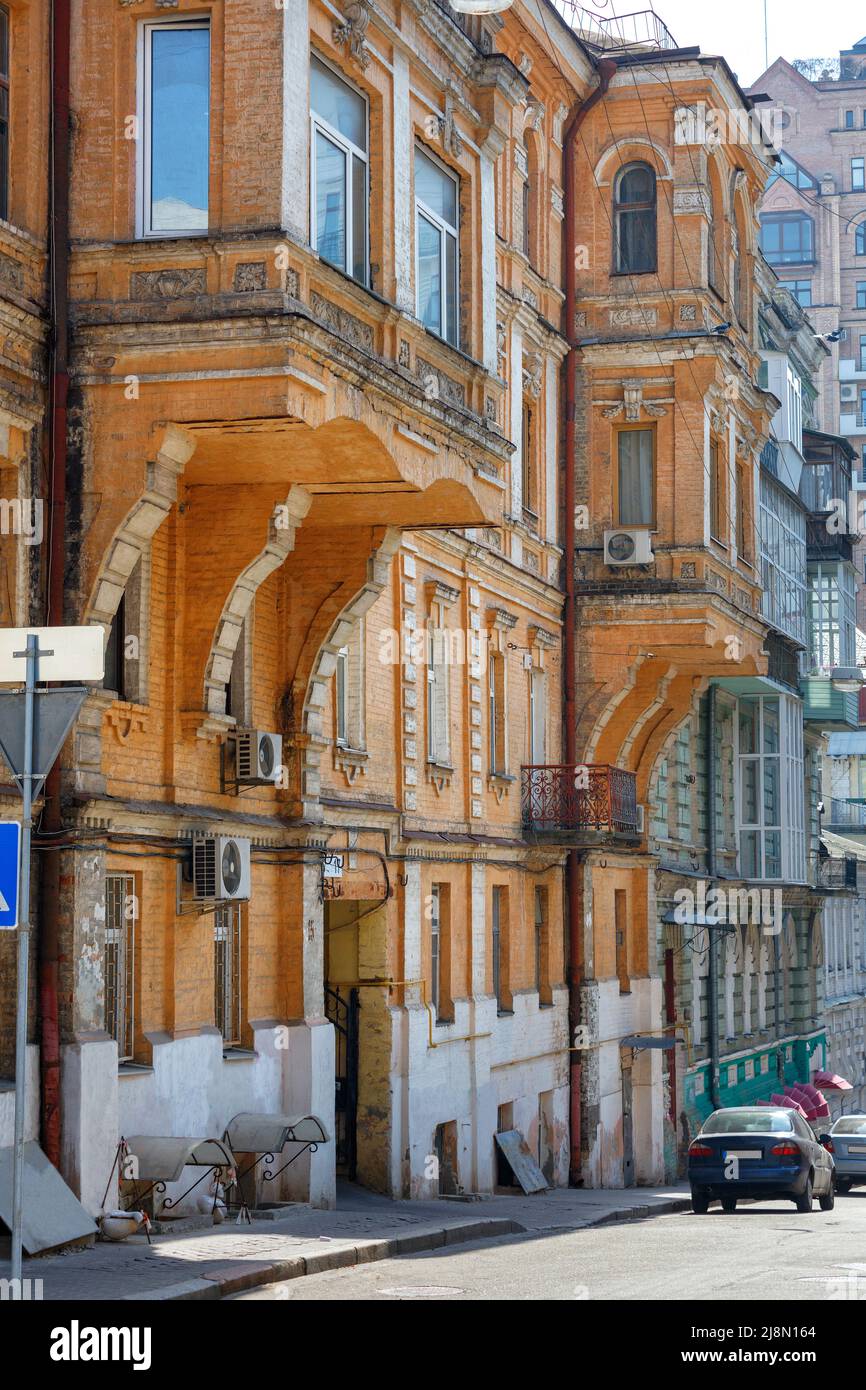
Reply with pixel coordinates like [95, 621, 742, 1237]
[231, 1190, 866, 1300]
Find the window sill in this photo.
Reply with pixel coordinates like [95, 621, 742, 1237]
[222, 1047, 257, 1063]
[118, 1062, 154, 1077]
[496, 1008, 514, 1018]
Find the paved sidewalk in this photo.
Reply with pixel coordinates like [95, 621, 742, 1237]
[1, 1183, 690, 1302]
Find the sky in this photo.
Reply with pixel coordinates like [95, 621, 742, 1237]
[635, 0, 864, 87]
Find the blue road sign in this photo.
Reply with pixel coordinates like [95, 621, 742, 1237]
[0, 821, 21, 930]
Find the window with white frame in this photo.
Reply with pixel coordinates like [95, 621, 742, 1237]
[415, 146, 459, 347]
[529, 667, 545, 765]
[736, 694, 805, 882]
[759, 473, 807, 648]
[310, 54, 368, 284]
[139, 18, 210, 237]
[808, 563, 856, 671]
[334, 617, 366, 751]
[105, 873, 136, 1063]
[426, 623, 450, 764]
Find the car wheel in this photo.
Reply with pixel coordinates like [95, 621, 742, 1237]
[691, 1187, 710, 1214]
[836, 1178, 852, 1195]
[819, 1180, 835, 1212]
[720, 1194, 737, 1212]
[796, 1173, 814, 1213]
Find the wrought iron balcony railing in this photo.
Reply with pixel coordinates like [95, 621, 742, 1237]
[816, 854, 859, 890]
[522, 763, 639, 836]
[558, 5, 677, 54]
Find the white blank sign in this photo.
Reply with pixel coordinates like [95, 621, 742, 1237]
[0, 626, 105, 683]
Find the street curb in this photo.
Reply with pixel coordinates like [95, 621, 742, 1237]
[123, 1200, 691, 1301]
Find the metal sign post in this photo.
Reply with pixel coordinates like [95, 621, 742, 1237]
[0, 626, 101, 1285]
[10, 633, 42, 1285]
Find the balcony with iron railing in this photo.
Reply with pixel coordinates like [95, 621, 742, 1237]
[552, 4, 677, 53]
[816, 853, 859, 891]
[521, 763, 640, 843]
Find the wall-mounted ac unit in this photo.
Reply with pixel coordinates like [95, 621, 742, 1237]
[193, 834, 251, 902]
[841, 384, 857, 402]
[603, 529, 655, 566]
[235, 729, 282, 785]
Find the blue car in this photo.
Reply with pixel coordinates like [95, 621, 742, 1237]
[688, 1106, 835, 1213]
[823, 1115, 866, 1193]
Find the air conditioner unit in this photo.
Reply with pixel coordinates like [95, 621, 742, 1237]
[235, 729, 282, 785]
[193, 834, 251, 902]
[841, 384, 857, 402]
[603, 529, 655, 566]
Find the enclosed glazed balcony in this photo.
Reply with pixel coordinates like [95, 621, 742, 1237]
[521, 763, 640, 844]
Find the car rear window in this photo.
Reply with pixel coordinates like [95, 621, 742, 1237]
[832, 1117, 866, 1136]
[701, 1110, 793, 1135]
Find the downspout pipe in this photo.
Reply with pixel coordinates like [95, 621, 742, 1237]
[706, 684, 721, 1110]
[562, 58, 617, 1185]
[39, 0, 72, 1170]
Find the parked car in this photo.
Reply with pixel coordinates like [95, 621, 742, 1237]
[688, 1107, 835, 1214]
[822, 1115, 866, 1193]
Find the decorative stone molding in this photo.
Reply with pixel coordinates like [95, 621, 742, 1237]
[521, 285, 538, 310]
[332, 1, 371, 70]
[487, 771, 514, 803]
[440, 91, 463, 159]
[203, 484, 312, 717]
[482, 528, 502, 550]
[551, 185, 564, 219]
[232, 261, 267, 293]
[424, 579, 460, 607]
[514, 144, 528, 178]
[522, 352, 543, 399]
[416, 357, 465, 408]
[518, 53, 533, 77]
[552, 103, 568, 145]
[426, 761, 454, 795]
[601, 385, 667, 421]
[0, 252, 24, 293]
[529, 625, 556, 650]
[609, 306, 657, 329]
[679, 303, 697, 322]
[524, 100, 545, 133]
[310, 292, 374, 353]
[104, 703, 150, 745]
[130, 268, 206, 300]
[486, 605, 518, 633]
[673, 187, 711, 218]
[334, 746, 369, 786]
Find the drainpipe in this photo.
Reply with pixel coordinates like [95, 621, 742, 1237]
[706, 684, 721, 1110]
[39, 0, 72, 1169]
[562, 58, 617, 1185]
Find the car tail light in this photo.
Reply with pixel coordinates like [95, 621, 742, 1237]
[770, 1143, 800, 1157]
[689, 1142, 713, 1158]
[821, 1138, 835, 1154]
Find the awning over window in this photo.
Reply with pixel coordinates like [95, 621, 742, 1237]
[224, 1113, 329, 1155]
[827, 733, 866, 756]
[123, 1136, 236, 1182]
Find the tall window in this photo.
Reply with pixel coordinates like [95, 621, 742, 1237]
[857, 282, 866, 309]
[534, 886, 552, 1006]
[853, 157, 865, 191]
[335, 646, 348, 746]
[426, 624, 451, 764]
[615, 888, 630, 994]
[488, 649, 507, 774]
[709, 436, 725, 541]
[736, 694, 805, 882]
[860, 334, 866, 372]
[491, 886, 510, 1012]
[759, 213, 814, 266]
[808, 563, 856, 670]
[415, 147, 458, 347]
[529, 668, 545, 765]
[105, 874, 136, 1063]
[0, 7, 8, 223]
[214, 904, 243, 1046]
[429, 883, 452, 1022]
[613, 162, 656, 274]
[522, 399, 537, 521]
[736, 459, 752, 562]
[616, 427, 654, 526]
[430, 884, 441, 1017]
[310, 55, 368, 285]
[846, 110, 855, 129]
[139, 19, 210, 237]
[857, 224, 866, 256]
[782, 279, 812, 307]
[103, 594, 126, 700]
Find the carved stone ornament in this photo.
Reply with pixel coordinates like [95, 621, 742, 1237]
[130, 267, 206, 300]
[522, 352, 543, 399]
[601, 385, 667, 422]
[333, 1, 371, 70]
[609, 306, 657, 329]
[524, 100, 545, 134]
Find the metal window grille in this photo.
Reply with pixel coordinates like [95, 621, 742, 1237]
[214, 903, 243, 1045]
[105, 873, 136, 1063]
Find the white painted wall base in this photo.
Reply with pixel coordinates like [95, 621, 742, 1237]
[0, 1044, 39, 1147]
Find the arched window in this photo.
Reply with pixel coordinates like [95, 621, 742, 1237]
[613, 162, 657, 274]
[856, 222, 866, 256]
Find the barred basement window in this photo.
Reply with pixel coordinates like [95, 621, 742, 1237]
[105, 873, 136, 1063]
[214, 904, 243, 1046]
